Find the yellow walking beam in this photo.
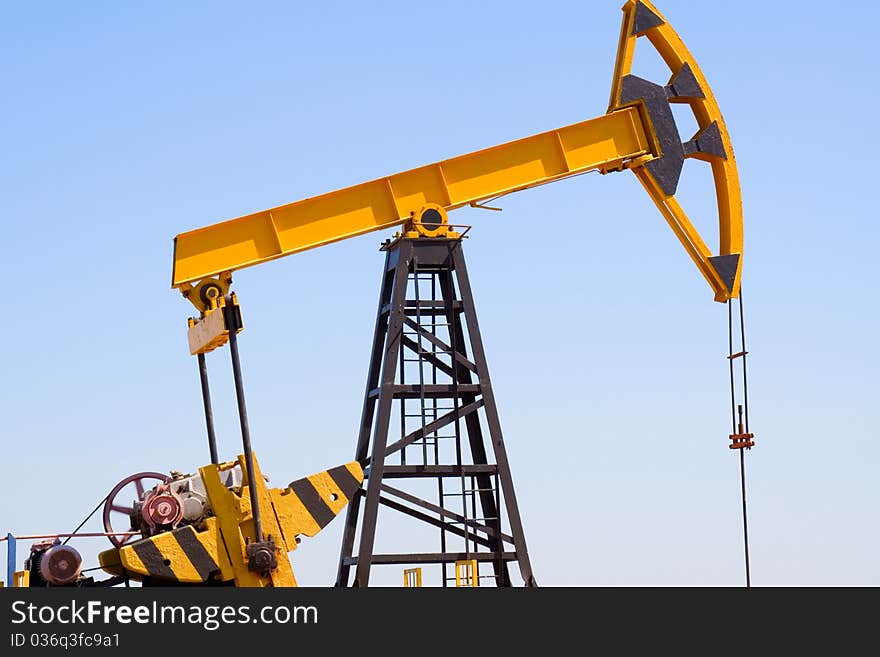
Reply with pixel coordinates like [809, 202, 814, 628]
[172, 0, 743, 303]
[172, 108, 650, 289]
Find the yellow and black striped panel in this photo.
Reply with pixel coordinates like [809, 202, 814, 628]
[119, 525, 226, 583]
[272, 461, 364, 540]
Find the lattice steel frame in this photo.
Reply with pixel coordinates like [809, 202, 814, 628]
[335, 237, 536, 587]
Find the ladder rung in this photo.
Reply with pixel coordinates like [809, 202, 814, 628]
[442, 492, 489, 498]
[441, 488, 497, 496]
[401, 343, 453, 353]
[401, 345, 454, 354]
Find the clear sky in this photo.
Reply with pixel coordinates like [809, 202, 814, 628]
[1, 0, 877, 587]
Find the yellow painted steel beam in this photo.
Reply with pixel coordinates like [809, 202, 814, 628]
[172, 108, 651, 288]
[271, 461, 364, 542]
[171, 0, 744, 303]
[200, 455, 298, 587]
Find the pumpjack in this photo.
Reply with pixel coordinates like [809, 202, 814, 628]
[3, 1, 752, 588]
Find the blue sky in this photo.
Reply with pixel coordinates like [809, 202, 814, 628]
[1, 0, 877, 587]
